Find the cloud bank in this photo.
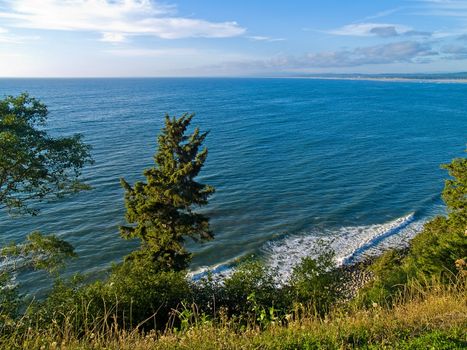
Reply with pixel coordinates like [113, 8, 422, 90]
[301, 41, 435, 67]
[0, 0, 246, 41]
[328, 23, 431, 38]
[213, 41, 440, 74]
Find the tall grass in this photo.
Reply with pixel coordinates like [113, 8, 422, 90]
[1, 275, 465, 349]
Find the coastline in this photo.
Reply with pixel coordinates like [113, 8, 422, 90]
[285, 76, 467, 84]
[339, 256, 377, 301]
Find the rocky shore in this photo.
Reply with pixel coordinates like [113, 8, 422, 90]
[338, 256, 377, 301]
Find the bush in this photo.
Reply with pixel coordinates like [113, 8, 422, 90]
[287, 249, 344, 315]
[204, 259, 285, 324]
[359, 151, 467, 305]
[32, 260, 191, 335]
[104, 259, 191, 329]
[191, 250, 345, 326]
[0, 272, 20, 332]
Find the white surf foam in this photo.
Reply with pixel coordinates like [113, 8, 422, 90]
[189, 257, 238, 281]
[190, 213, 426, 284]
[263, 213, 425, 283]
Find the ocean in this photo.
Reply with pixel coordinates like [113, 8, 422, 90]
[1, 78, 466, 291]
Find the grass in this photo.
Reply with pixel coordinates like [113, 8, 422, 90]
[2, 277, 465, 349]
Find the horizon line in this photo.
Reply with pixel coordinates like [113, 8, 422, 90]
[1, 71, 467, 79]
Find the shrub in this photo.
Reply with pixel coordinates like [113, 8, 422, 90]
[287, 249, 344, 315]
[220, 260, 283, 320]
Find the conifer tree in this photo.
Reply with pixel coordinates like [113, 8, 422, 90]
[120, 114, 215, 271]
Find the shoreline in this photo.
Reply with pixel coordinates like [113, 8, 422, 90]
[338, 255, 377, 301]
[284, 76, 467, 84]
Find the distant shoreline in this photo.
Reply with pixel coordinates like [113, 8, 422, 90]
[286, 76, 467, 84]
[2, 76, 467, 83]
[2, 75, 467, 83]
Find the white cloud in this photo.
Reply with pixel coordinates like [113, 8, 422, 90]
[100, 32, 127, 43]
[218, 41, 439, 72]
[106, 48, 199, 57]
[0, 26, 40, 43]
[441, 43, 467, 59]
[415, 0, 467, 20]
[362, 7, 404, 21]
[301, 41, 436, 67]
[328, 23, 421, 37]
[0, 0, 246, 40]
[247, 36, 285, 42]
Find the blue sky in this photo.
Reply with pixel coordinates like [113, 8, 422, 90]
[0, 0, 467, 77]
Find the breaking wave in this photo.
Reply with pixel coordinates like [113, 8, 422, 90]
[191, 213, 426, 283]
[263, 213, 425, 283]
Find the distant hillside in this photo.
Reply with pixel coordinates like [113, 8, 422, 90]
[293, 72, 467, 81]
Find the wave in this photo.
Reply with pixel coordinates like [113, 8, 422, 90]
[189, 258, 238, 281]
[262, 213, 425, 283]
[190, 213, 426, 284]
[337, 213, 415, 265]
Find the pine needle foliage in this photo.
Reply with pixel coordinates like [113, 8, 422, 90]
[120, 114, 215, 271]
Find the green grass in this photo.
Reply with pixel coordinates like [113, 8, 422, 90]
[1, 278, 465, 349]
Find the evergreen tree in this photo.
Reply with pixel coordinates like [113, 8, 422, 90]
[120, 114, 215, 271]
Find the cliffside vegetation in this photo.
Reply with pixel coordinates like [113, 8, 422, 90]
[1, 94, 466, 349]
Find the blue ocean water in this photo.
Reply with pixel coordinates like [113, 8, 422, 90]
[0, 78, 466, 289]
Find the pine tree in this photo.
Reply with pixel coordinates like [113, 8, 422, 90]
[120, 114, 215, 271]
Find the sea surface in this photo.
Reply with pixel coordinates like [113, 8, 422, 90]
[0, 78, 466, 291]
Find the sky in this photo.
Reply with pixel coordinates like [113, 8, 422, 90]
[0, 0, 467, 77]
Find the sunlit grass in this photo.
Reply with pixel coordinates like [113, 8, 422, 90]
[2, 276, 465, 349]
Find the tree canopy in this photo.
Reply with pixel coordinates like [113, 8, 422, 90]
[1, 231, 76, 275]
[120, 114, 215, 271]
[442, 154, 467, 228]
[0, 93, 93, 215]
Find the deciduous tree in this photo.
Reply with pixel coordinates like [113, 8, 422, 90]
[0, 93, 93, 215]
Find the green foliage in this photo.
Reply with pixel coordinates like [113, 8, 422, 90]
[190, 258, 293, 327]
[1, 231, 76, 273]
[1, 105, 465, 348]
[120, 114, 214, 271]
[288, 249, 344, 314]
[360, 150, 467, 304]
[0, 271, 20, 330]
[407, 216, 464, 278]
[0, 232, 76, 332]
[192, 251, 344, 325]
[359, 249, 407, 304]
[388, 330, 467, 350]
[415, 152, 467, 272]
[0, 93, 93, 215]
[33, 262, 191, 334]
[222, 260, 280, 318]
[30, 274, 88, 332]
[0, 93, 88, 334]
[3, 277, 464, 349]
[442, 155, 467, 227]
[105, 259, 191, 329]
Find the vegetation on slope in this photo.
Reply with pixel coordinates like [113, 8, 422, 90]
[0, 94, 466, 349]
